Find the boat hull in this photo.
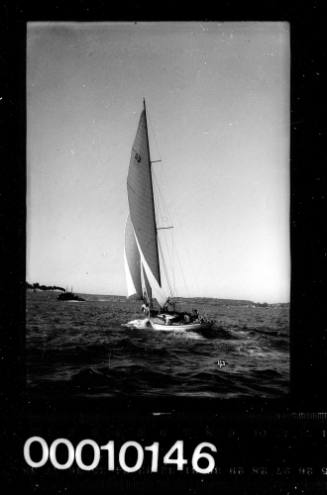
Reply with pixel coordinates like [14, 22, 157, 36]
[149, 320, 213, 332]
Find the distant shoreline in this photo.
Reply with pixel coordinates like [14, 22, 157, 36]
[26, 284, 289, 308]
[26, 282, 65, 292]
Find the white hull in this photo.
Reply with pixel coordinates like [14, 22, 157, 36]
[150, 320, 213, 332]
[124, 318, 213, 332]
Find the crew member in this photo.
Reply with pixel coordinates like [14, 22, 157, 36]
[141, 304, 150, 317]
[192, 309, 199, 321]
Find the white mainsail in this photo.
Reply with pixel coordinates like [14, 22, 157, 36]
[125, 100, 168, 308]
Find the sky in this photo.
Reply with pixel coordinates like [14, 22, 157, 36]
[27, 21, 290, 303]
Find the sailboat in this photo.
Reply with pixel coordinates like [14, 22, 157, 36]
[124, 99, 213, 332]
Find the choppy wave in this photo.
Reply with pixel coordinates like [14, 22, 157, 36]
[26, 291, 289, 399]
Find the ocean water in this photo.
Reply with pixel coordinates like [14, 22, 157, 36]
[26, 291, 289, 399]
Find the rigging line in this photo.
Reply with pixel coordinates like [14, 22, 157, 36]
[152, 175, 167, 232]
[168, 230, 176, 296]
[155, 200, 174, 293]
[152, 170, 184, 298]
[165, 230, 176, 295]
[149, 145, 178, 297]
[153, 179, 173, 234]
[168, 227, 189, 298]
[152, 171, 173, 226]
[147, 109, 162, 164]
[153, 152, 199, 298]
[153, 175, 187, 299]
[152, 174, 176, 295]
[145, 104, 188, 300]
[180, 235, 200, 297]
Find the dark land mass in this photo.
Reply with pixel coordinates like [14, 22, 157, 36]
[26, 281, 65, 292]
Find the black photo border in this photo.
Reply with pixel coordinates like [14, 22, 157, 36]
[1, 1, 327, 493]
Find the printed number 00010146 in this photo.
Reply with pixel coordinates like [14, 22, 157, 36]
[24, 437, 218, 474]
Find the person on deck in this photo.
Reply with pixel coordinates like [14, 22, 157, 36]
[164, 298, 176, 313]
[141, 304, 150, 317]
[192, 309, 199, 321]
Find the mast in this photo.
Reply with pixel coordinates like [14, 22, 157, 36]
[126, 99, 167, 308]
[143, 98, 162, 287]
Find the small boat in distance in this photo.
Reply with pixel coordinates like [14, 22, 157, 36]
[124, 100, 213, 331]
[57, 291, 85, 302]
